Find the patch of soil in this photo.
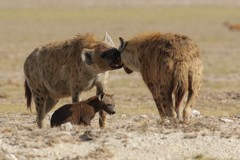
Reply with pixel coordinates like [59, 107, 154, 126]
[0, 113, 239, 160]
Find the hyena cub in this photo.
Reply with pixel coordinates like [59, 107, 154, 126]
[118, 32, 203, 123]
[50, 93, 115, 127]
[24, 33, 122, 128]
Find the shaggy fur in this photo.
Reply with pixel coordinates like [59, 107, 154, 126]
[24, 33, 121, 128]
[118, 32, 203, 122]
[50, 94, 115, 127]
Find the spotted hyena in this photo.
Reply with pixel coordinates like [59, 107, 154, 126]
[50, 93, 115, 127]
[24, 33, 122, 128]
[118, 32, 203, 122]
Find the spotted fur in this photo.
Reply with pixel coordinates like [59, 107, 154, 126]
[24, 33, 121, 128]
[119, 32, 203, 122]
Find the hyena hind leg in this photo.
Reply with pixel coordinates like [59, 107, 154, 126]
[174, 91, 187, 121]
[183, 90, 196, 123]
[158, 89, 177, 120]
[33, 93, 47, 128]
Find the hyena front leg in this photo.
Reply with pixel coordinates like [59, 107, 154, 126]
[146, 82, 167, 120]
[45, 96, 59, 114]
[71, 85, 81, 103]
[32, 90, 47, 128]
[147, 82, 177, 121]
[153, 95, 166, 121]
[161, 90, 177, 119]
[96, 81, 107, 128]
[98, 110, 106, 128]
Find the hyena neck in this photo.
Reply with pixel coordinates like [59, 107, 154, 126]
[122, 46, 140, 72]
[83, 65, 99, 75]
[81, 65, 101, 78]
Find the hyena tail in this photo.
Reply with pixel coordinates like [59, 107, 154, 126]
[24, 80, 32, 111]
[171, 62, 189, 112]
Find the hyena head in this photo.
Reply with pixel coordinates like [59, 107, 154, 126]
[81, 32, 123, 73]
[117, 37, 134, 74]
[97, 93, 115, 115]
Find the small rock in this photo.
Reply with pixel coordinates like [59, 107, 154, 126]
[5, 154, 18, 160]
[139, 115, 148, 118]
[80, 130, 98, 141]
[163, 119, 170, 124]
[121, 114, 127, 118]
[219, 118, 234, 123]
[60, 122, 73, 131]
[133, 116, 141, 122]
[236, 115, 240, 118]
[191, 109, 202, 118]
[209, 115, 215, 118]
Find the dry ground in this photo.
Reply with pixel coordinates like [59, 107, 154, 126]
[0, 0, 240, 159]
[0, 113, 240, 160]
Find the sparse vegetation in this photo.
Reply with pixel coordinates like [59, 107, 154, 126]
[193, 154, 218, 160]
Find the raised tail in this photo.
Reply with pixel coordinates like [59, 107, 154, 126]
[24, 80, 32, 111]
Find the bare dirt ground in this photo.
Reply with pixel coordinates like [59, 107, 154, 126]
[0, 0, 240, 160]
[0, 113, 240, 160]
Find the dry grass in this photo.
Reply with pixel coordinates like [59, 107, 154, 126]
[0, 0, 240, 117]
[193, 154, 218, 160]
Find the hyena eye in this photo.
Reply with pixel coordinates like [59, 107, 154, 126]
[101, 52, 107, 58]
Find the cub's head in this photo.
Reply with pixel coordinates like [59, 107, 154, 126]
[81, 33, 122, 73]
[98, 93, 115, 115]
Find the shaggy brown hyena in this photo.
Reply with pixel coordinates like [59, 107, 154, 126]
[24, 33, 122, 128]
[50, 93, 115, 127]
[118, 32, 203, 122]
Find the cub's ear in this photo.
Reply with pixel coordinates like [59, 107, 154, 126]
[81, 48, 94, 65]
[98, 92, 105, 101]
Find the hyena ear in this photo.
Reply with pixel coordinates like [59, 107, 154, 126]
[81, 48, 94, 65]
[123, 66, 134, 74]
[103, 32, 114, 47]
[119, 37, 127, 52]
[98, 92, 105, 101]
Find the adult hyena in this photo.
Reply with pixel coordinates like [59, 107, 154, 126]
[24, 33, 122, 128]
[118, 32, 203, 122]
